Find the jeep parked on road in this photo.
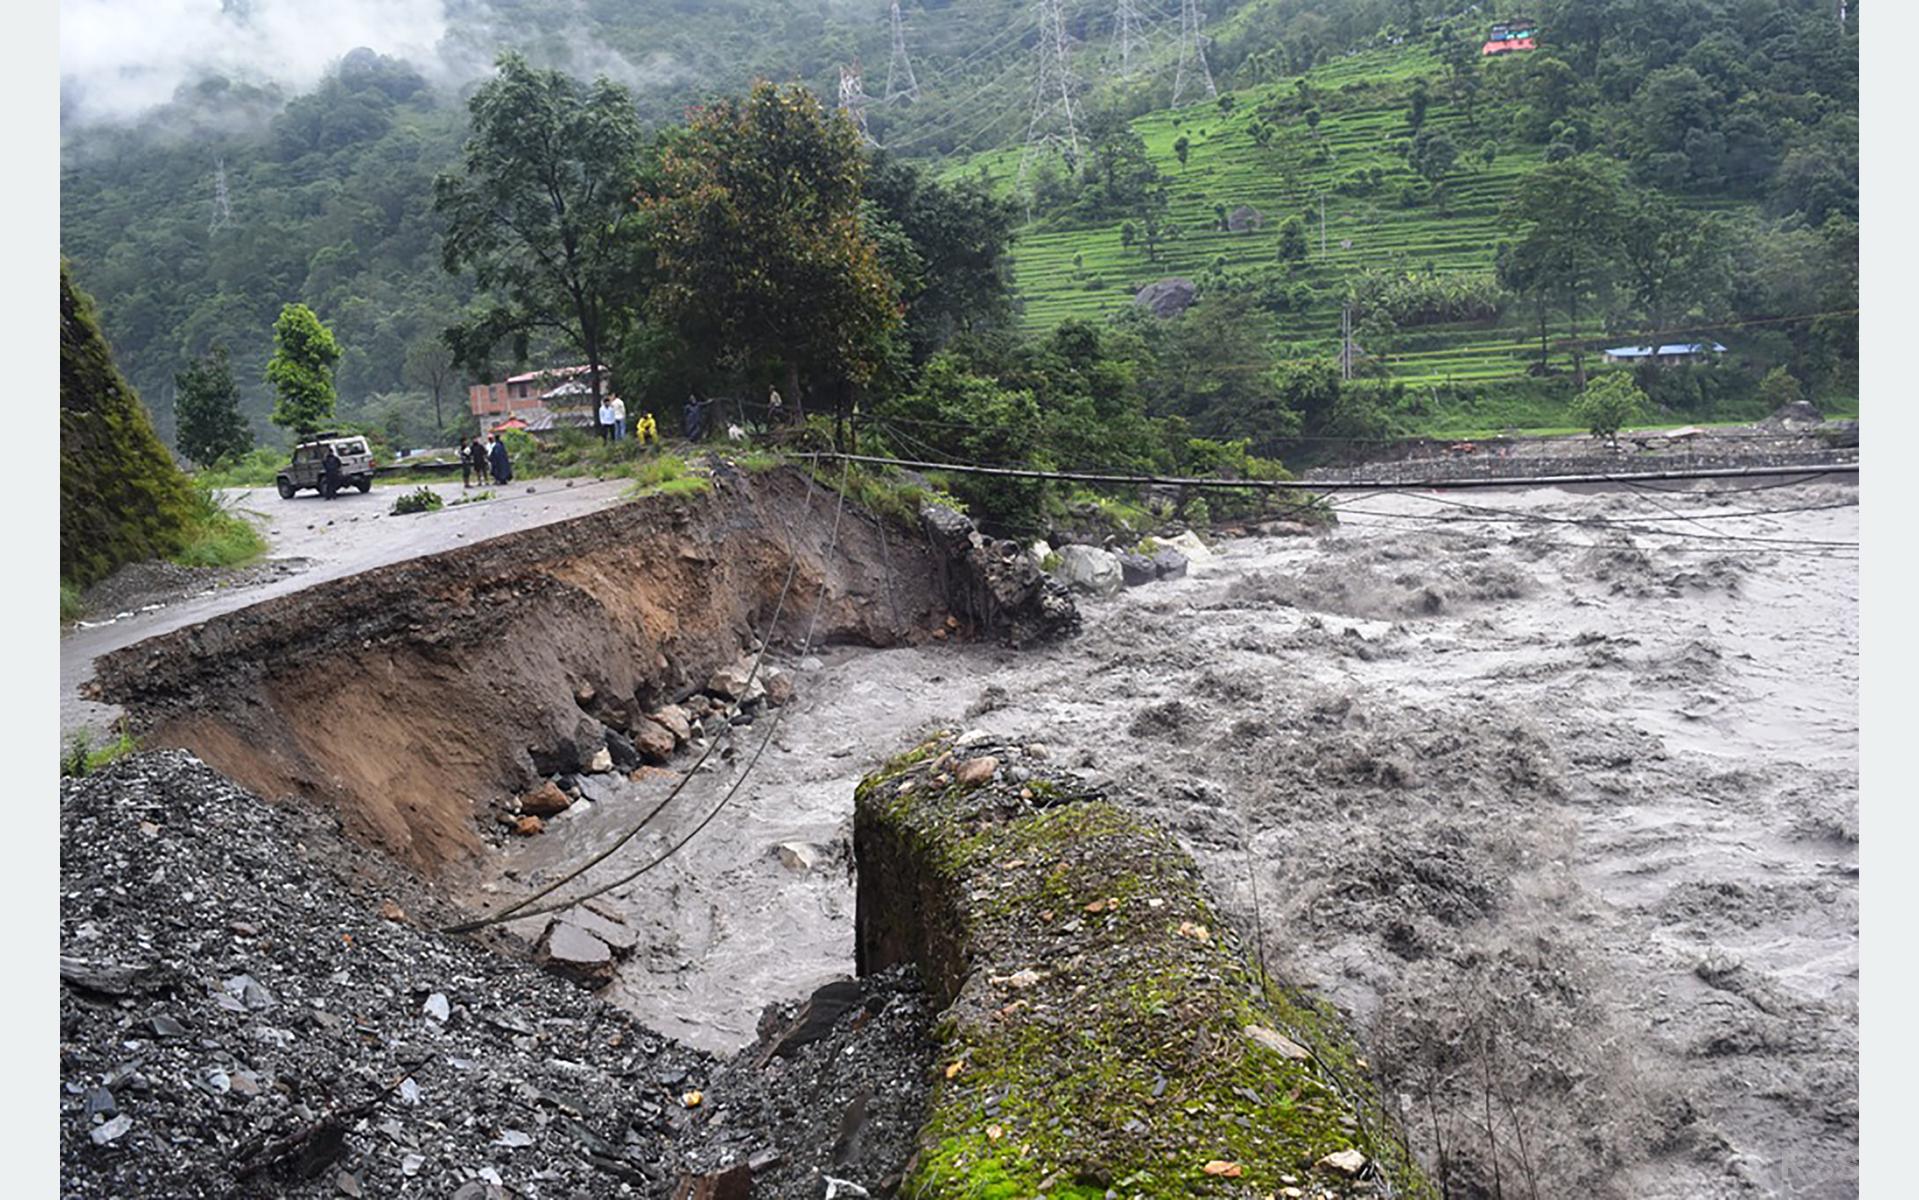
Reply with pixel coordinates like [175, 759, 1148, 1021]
[276, 434, 375, 498]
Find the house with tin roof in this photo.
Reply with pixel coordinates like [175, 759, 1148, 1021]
[1602, 341, 1727, 366]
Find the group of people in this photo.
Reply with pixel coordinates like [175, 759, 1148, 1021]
[597, 396, 629, 443]
[461, 434, 513, 488]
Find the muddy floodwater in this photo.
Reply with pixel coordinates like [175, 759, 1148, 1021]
[478, 479, 1858, 1198]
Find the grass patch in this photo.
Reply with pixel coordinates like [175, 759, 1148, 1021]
[622, 453, 713, 500]
[447, 489, 495, 506]
[61, 581, 84, 624]
[61, 724, 140, 778]
[168, 487, 266, 570]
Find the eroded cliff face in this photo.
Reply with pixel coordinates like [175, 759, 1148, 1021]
[92, 467, 954, 873]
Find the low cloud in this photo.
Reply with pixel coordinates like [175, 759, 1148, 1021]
[60, 0, 450, 124]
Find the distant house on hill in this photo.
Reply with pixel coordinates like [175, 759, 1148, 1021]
[468, 364, 602, 422]
[1601, 341, 1727, 366]
[1482, 16, 1539, 55]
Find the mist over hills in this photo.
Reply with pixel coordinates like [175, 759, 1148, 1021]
[59, 0, 1856, 449]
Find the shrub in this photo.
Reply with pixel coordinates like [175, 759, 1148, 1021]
[61, 725, 140, 778]
[390, 487, 445, 515]
[1572, 374, 1647, 445]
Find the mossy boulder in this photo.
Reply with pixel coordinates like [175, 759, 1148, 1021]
[60, 261, 198, 587]
[854, 733, 1435, 1199]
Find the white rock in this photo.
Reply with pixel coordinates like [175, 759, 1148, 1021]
[1316, 1148, 1367, 1174]
[1244, 1024, 1311, 1060]
[777, 842, 820, 873]
[1053, 544, 1123, 596]
[586, 747, 614, 774]
[423, 992, 450, 1023]
[1165, 529, 1215, 564]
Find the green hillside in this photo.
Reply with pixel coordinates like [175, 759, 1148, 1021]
[954, 43, 1740, 389]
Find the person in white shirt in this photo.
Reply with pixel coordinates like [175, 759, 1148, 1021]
[597, 399, 615, 444]
[612, 396, 628, 442]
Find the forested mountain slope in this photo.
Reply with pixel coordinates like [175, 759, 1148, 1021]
[59, 0, 1856, 449]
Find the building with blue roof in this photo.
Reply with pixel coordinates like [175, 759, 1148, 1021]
[1602, 341, 1727, 365]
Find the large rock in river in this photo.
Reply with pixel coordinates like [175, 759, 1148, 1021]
[1054, 544, 1123, 596]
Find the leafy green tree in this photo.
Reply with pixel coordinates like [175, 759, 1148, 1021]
[404, 335, 460, 441]
[1572, 372, 1644, 446]
[1617, 192, 1733, 329]
[863, 153, 1020, 362]
[640, 80, 901, 422]
[1305, 108, 1322, 137]
[265, 303, 342, 437]
[1409, 128, 1457, 185]
[1137, 298, 1295, 449]
[173, 346, 252, 466]
[1503, 156, 1627, 387]
[1173, 135, 1190, 167]
[434, 52, 642, 411]
[1277, 216, 1309, 263]
[61, 262, 198, 587]
[873, 354, 1044, 531]
[1407, 78, 1430, 130]
[1756, 365, 1805, 412]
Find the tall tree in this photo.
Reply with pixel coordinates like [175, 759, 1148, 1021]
[434, 52, 642, 411]
[639, 80, 902, 422]
[404, 335, 459, 440]
[1503, 156, 1626, 387]
[173, 346, 252, 466]
[863, 152, 1019, 362]
[265, 303, 342, 438]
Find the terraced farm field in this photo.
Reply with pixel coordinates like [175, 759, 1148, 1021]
[938, 44, 1762, 400]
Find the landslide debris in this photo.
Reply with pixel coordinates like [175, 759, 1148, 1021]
[60, 752, 715, 1198]
[672, 968, 936, 1199]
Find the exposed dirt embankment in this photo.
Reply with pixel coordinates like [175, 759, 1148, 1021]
[91, 467, 951, 875]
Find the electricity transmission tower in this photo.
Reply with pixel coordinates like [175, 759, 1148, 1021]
[1171, 0, 1217, 107]
[884, 0, 920, 102]
[210, 157, 233, 233]
[1110, 0, 1146, 79]
[1018, 0, 1082, 195]
[838, 64, 878, 145]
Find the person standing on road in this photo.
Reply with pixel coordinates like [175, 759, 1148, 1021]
[612, 395, 628, 442]
[321, 444, 343, 500]
[468, 437, 489, 488]
[489, 433, 513, 485]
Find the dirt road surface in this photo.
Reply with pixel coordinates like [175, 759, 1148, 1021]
[476, 478, 1857, 1198]
[60, 477, 631, 735]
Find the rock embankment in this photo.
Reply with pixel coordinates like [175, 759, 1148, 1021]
[59, 752, 716, 1198]
[852, 732, 1435, 1199]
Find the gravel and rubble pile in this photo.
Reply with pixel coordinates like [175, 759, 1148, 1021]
[59, 751, 717, 1198]
[673, 967, 935, 1198]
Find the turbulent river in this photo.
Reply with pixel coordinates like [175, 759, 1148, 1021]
[479, 478, 1858, 1199]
